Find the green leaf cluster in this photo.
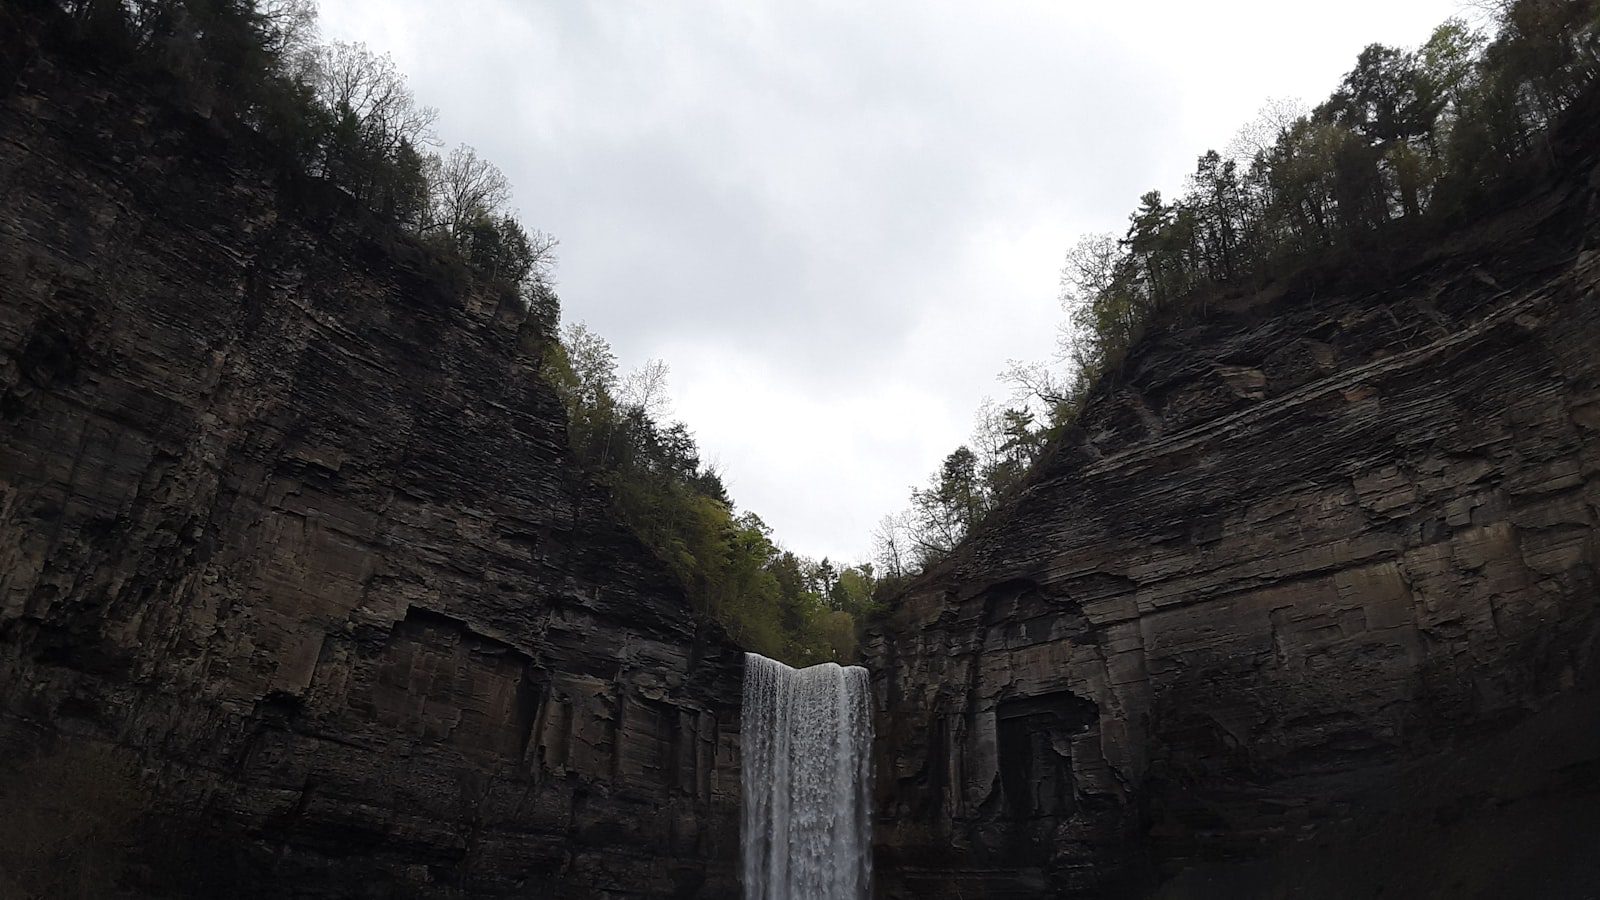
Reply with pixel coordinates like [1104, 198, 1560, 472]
[1057, 1, 1600, 402]
[544, 325, 880, 666]
[885, 0, 1600, 578]
[29, 0, 562, 331]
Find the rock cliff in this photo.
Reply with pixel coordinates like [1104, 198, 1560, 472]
[0, 35, 743, 899]
[868, 91, 1600, 897]
[8, 18, 1600, 900]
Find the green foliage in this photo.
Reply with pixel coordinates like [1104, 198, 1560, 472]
[545, 324, 876, 666]
[905, 446, 984, 565]
[43, 0, 861, 664]
[41, 0, 561, 331]
[883, 0, 1600, 579]
[874, 396, 1054, 577]
[1077, 3, 1598, 409]
[49, 0, 1596, 631]
[34, 0, 876, 664]
[1050, 0, 1599, 402]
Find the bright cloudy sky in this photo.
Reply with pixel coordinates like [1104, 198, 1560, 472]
[321, 0, 1463, 563]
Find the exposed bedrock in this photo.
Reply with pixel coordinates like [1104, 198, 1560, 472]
[0, 44, 743, 898]
[868, 94, 1600, 898]
[8, 19, 1600, 900]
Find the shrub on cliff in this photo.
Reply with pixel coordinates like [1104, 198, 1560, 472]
[19, 1, 868, 663]
[883, 0, 1600, 578]
[543, 323, 877, 665]
[35, 0, 560, 331]
[1050, 0, 1600, 418]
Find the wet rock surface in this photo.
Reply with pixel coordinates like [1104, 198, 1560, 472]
[0, 47, 743, 898]
[868, 95, 1600, 898]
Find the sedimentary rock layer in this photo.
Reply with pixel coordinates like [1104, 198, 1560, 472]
[0, 37, 742, 898]
[869, 95, 1600, 897]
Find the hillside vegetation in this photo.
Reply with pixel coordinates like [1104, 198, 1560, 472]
[874, 0, 1600, 573]
[14, 0, 1595, 664]
[8, 0, 875, 665]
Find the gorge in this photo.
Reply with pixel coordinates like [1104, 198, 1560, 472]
[866, 75, 1600, 897]
[3, 2, 1600, 898]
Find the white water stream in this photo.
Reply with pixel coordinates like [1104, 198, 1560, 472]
[741, 653, 874, 900]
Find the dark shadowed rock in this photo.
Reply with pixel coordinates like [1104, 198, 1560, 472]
[868, 88, 1600, 899]
[7, 15, 1600, 900]
[0, 31, 743, 899]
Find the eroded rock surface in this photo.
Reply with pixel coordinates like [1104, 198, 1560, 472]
[869, 97, 1600, 898]
[9, 20, 1600, 900]
[0, 42, 742, 898]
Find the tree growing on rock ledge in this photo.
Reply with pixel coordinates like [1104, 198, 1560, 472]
[879, 0, 1600, 581]
[543, 323, 880, 665]
[40, 0, 564, 330]
[1044, 0, 1600, 411]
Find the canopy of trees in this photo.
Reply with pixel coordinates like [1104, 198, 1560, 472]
[35, 0, 560, 331]
[879, 0, 1600, 580]
[544, 325, 881, 665]
[1053, 1, 1599, 408]
[29, 0, 1595, 656]
[24, 0, 872, 664]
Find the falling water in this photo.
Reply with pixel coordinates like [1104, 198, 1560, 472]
[741, 653, 873, 900]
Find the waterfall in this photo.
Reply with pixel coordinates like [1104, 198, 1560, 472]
[741, 653, 874, 900]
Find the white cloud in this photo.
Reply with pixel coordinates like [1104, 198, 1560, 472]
[320, 0, 1465, 560]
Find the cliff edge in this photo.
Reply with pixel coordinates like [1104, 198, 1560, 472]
[869, 86, 1600, 898]
[0, 28, 744, 899]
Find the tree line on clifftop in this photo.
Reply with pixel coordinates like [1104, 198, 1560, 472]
[11, 0, 560, 325]
[16, 0, 1597, 665]
[16, 0, 879, 665]
[542, 325, 881, 664]
[874, 0, 1600, 577]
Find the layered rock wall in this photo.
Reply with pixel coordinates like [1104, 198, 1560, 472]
[9, 22, 1600, 900]
[870, 98, 1600, 897]
[0, 40, 743, 898]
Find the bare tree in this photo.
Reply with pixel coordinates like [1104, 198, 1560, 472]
[1001, 359, 1073, 410]
[969, 397, 1007, 474]
[525, 228, 560, 288]
[1225, 96, 1307, 168]
[1054, 232, 1127, 374]
[559, 322, 618, 408]
[1058, 232, 1121, 311]
[301, 41, 438, 155]
[872, 514, 910, 580]
[619, 359, 673, 420]
[426, 144, 512, 235]
[258, 0, 319, 61]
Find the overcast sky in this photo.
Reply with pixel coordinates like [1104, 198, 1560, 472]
[322, 0, 1462, 563]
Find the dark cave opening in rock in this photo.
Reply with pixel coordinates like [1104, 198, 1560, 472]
[996, 691, 1099, 821]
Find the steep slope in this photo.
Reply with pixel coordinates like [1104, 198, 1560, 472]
[0, 34, 743, 899]
[868, 92, 1600, 897]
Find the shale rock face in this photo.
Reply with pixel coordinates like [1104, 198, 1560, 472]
[0, 48, 742, 898]
[869, 101, 1600, 897]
